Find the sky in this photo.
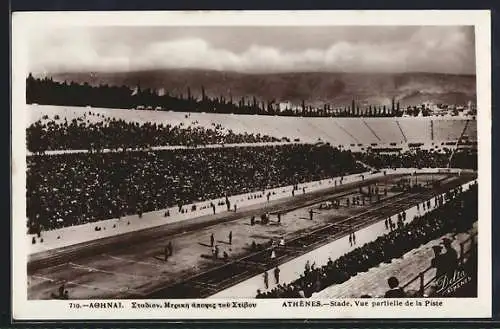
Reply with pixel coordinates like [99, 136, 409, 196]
[27, 26, 476, 75]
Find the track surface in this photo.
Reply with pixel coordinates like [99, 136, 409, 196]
[28, 173, 475, 299]
[29, 174, 396, 271]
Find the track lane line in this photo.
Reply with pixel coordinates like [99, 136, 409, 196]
[104, 254, 164, 268]
[68, 262, 153, 279]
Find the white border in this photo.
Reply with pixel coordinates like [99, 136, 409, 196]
[11, 10, 492, 320]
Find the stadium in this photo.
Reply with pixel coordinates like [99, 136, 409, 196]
[26, 99, 478, 300]
[20, 23, 480, 302]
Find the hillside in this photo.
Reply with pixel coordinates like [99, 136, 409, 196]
[47, 70, 476, 107]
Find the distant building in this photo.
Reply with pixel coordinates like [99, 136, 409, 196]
[279, 101, 300, 112]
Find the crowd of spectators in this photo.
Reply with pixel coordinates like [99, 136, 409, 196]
[354, 149, 477, 170]
[256, 183, 477, 298]
[26, 114, 285, 152]
[27, 144, 364, 232]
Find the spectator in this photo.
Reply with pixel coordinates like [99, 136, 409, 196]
[442, 238, 458, 277]
[384, 277, 406, 298]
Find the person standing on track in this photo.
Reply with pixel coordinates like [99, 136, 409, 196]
[58, 283, 65, 298]
[164, 245, 169, 261]
[168, 241, 173, 256]
[210, 233, 215, 247]
[263, 271, 269, 289]
[349, 233, 353, 247]
[309, 208, 314, 221]
[274, 266, 280, 284]
[228, 231, 232, 245]
[352, 231, 356, 245]
[270, 248, 276, 260]
[214, 245, 219, 259]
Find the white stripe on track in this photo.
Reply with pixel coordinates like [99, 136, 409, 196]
[31, 274, 142, 294]
[69, 262, 152, 279]
[105, 254, 164, 268]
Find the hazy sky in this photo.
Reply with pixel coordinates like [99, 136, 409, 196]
[27, 26, 476, 75]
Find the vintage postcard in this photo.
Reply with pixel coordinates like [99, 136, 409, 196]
[11, 10, 491, 320]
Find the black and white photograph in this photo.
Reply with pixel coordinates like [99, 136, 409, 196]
[11, 10, 491, 320]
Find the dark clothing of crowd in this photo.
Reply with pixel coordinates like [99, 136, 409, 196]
[384, 287, 406, 298]
[27, 144, 364, 232]
[256, 184, 477, 298]
[355, 149, 477, 170]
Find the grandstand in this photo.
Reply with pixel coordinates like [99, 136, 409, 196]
[363, 118, 405, 145]
[27, 105, 476, 152]
[432, 119, 471, 142]
[25, 104, 479, 300]
[396, 118, 431, 144]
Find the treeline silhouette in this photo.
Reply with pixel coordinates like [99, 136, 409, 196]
[26, 74, 420, 117]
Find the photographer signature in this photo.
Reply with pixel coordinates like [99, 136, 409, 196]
[434, 270, 471, 296]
